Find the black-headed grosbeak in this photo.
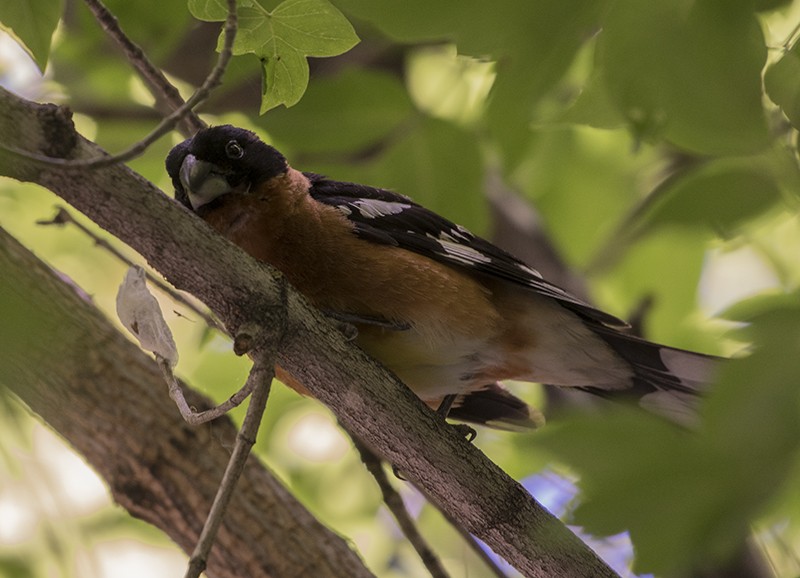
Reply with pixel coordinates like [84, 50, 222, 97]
[166, 125, 716, 429]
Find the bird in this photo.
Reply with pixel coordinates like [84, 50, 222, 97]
[166, 124, 718, 431]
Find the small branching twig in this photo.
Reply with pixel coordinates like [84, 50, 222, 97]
[0, 0, 238, 168]
[185, 356, 276, 578]
[114, 251, 286, 577]
[158, 357, 258, 426]
[82, 0, 205, 137]
[350, 430, 507, 578]
[350, 434, 450, 578]
[39, 206, 222, 331]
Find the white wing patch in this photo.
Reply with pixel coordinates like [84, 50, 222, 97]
[436, 238, 492, 265]
[516, 263, 543, 279]
[438, 225, 472, 243]
[660, 348, 715, 388]
[351, 199, 411, 219]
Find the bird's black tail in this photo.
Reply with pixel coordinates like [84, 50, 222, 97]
[581, 325, 720, 425]
[448, 382, 545, 431]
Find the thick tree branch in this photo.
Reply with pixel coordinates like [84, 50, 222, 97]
[0, 87, 618, 577]
[0, 228, 373, 578]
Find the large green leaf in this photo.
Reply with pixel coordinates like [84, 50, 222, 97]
[599, 0, 769, 155]
[765, 42, 800, 130]
[517, 127, 656, 268]
[336, 0, 607, 167]
[535, 300, 800, 574]
[0, 0, 62, 71]
[594, 228, 711, 350]
[190, 0, 359, 111]
[261, 68, 413, 153]
[637, 155, 787, 235]
[329, 118, 488, 234]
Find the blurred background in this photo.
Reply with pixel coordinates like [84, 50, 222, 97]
[2, 0, 800, 576]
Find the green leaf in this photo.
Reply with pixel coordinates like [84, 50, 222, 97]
[265, 0, 358, 56]
[595, 228, 711, 349]
[203, 0, 359, 111]
[187, 0, 231, 21]
[560, 69, 626, 130]
[259, 44, 309, 111]
[535, 292, 800, 575]
[519, 127, 656, 267]
[0, 0, 63, 71]
[333, 0, 477, 44]
[755, 0, 793, 10]
[336, 0, 607, 167]
[765, 44, 800, 130]
[336, 118, 488, 234]
[0, 556, 35, 578]
[261, 68, 413, 153]
[371, 119, 488, 233]
[638, 156, 783, 235]
[720, 290, 800, 324]
[484, 0, 608, 167]
[599, 0, 769, 155]
[102, 0, 191, 56]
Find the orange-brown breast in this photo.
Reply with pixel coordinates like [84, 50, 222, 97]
[195, 170, 521, 399]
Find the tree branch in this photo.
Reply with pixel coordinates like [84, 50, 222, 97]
[185, 358, 275, 578]
[82, 0, 205, 137]
[350, 435, 451, 578]
[0, 0, 238, 169]
[0, 87, 618, 578]
[0, 227, 374, 578]
[38, 205, 221, 331]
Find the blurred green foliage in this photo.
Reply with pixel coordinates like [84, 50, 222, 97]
[0, 0, 62, 70]
[2, 0, 800, 576]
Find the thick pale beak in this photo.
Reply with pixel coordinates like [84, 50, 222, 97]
[179, 154, 232, 210]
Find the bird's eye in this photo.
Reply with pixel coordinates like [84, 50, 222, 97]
[225, 140, 244, 159]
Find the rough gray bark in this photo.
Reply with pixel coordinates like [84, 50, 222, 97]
[0, 228, 374, 578]
[0, 86, 619, 578]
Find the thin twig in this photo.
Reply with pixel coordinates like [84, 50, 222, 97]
[82, 0, 205, 137]
[184, 358, 276, 578]
[0, 0, 238, 168]
[158, 357, 258, 426]
[38, 206, 223, 332]
[350, 434, 450, 578]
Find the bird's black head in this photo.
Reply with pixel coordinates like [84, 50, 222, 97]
[165, 125, 288, 211]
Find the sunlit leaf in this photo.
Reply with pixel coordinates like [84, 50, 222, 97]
[0, 0, 62, 71]
[199, 0, 359, 111]
[561, 69, 626, 130]
[259, 42, 309, 111]
[336, 0, 607, 166]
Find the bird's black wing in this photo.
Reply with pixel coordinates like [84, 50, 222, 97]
[307, 174, 627, 328]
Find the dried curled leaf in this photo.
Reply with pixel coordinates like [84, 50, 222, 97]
[116, 265, 179, 368]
